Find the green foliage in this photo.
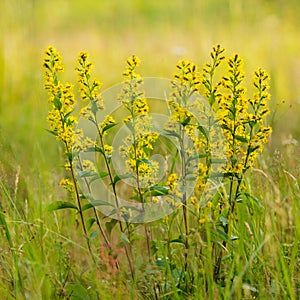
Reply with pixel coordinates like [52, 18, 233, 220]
[23, 44, 297, 299]
[1, 1, 300, 298]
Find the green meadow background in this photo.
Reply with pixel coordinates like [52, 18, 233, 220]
[0, 0, 299, 298]
[1, 0, 300, 168]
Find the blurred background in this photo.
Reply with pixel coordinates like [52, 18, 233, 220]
[1, 0, 300, 172]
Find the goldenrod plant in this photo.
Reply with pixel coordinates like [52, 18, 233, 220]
[43, 45, 276, 299]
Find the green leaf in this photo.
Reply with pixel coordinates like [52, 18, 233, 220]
[84, 147, 97, 153]
[198, 124, 208, 140]
[244, 192, 263, 208]
[235, 135, 248, 143]
[98, 171, 109, 178]
[209, 172, 225, 178]
[248, 145, 260, 154]
[82, 203, 94, 211]
[66, 283, 91, 300]
[47, 201, 78, 212]
[210, 158, 227, 164]
[170, 238, 184, 244]
[91, 100, 98, 115]
[65, 152, 73, 160]
[101, 123, 117, 133]
[150, 240, 159, 255]
[86, 172, 109, 184]
[220, 124, 231, 132]
[121, 232, 130, 244]
[86, 218, 96, 231]
[53, 97, 62, 110]
[137, 158, 152, 166]
[94, 146, 104, 155]
[113, 174, 134, 185]
[163, 129, 181, 139]
[125, 120, 134, 133]
[45, 129, 58, 137]
[105, 218, 118, 237]
[77, 170, 97, 178]
[63, 111, 73, 123]
[150, 185, 169, 196]
[89, 230, 99, 240]
[220, 216, 228, 227]
[181, 116, 191, 126]
[187, 153, 208, 164]
[215, 228, 229, 241]
[155, 258, 166, 267]
[82, 199, 114, 212]
[130, 233, 144, 242]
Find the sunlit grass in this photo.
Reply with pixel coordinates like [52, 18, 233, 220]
[0, 0, 300, 298]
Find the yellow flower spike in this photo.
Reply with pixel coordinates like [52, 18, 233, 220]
[59, 178, 74, 192]
[166, 173, 179, 192]
[99, 115, 117, 135]
[126, 55, 141, 68]
[64, 161, 71, 171]
[172, 59, 201, 98]
[103, 144, 114, 156]
[80, 106, 93, 119]
[76, 51, 103, 107]
[189, 196, 198, 205]
[81, 160, 97, 173]
[43, 46, 77, 152]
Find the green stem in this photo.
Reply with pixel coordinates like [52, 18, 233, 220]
[69, 160, 96, 263]
[179, 125, 189, 272]
[96, 123, 135, 278]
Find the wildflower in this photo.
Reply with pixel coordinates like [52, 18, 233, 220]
[214, 54, 272, 176]
[59, 178, 74, 192]
[72, 129, 95, 154]
[118, 55, 159, 196]
[103, 144, 114, 156]
[166, 173, 178, 192]
[199, 216, 211, 224]
[80, 106, 93, 120]
[99, 115, 117, 135]
[202, 44, 225, 105]
[76, 51, 104, 109]
[189, 196, 198, 205]
[81, 160, 97, 173]
[43, 46, 77, 152]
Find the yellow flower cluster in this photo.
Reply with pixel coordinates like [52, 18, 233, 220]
[172, 60, 201, 97]
[76, 52, 103, 106]
[199, 216, 211, 224]
[123, 131, 159, 178]
[118, 56, 159, 185]
[43, 45, 272, 230]
[99, 115, 117, 136]
[103, 144, 114, 156]
[75, 52, 117, 170]
[169, 102, 193, 126]
[72, 129, 95, 154]
[81, 159, 97, 173]
[59, 178, 74, 192]
[216, 54, 272, 174]
[202, 44, 225, 105]
[43, 46, 77, 151]
[166, 173, 178, 191]
[122, 55, 141, 79]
